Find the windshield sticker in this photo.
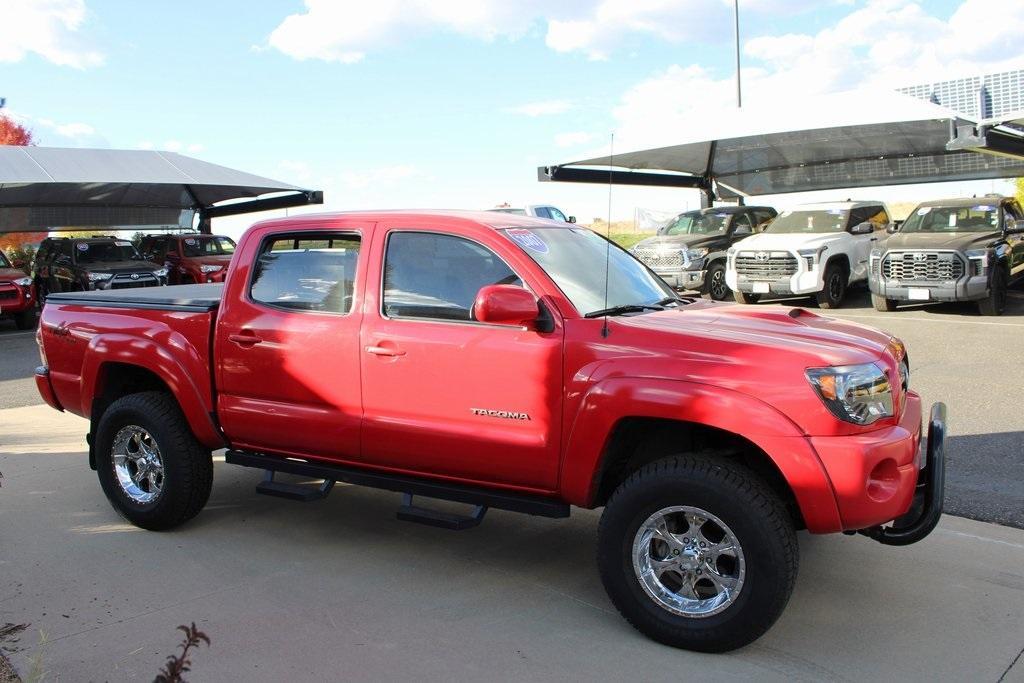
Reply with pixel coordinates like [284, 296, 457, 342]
[507, 229, 548, 254]
[184, 238, 197, 245]
[916, 207, 931, 216]
[972, 205, 993, 212]
[827, 209, 843, 215]
[77, 243, 89, 251]
[948, 214, 957, 227]
[116, 241, 132, 247]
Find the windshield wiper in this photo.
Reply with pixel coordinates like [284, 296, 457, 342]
[584, 304, 665, 318]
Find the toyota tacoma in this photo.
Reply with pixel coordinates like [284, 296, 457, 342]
[35, 211, 946, 652]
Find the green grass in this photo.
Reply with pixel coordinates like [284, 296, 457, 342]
[609, 233, 654, 250]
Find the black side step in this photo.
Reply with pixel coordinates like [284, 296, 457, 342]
[225, 450, 570, 519]
[397, 493, 487, 530]
[256, 470, 335, 502]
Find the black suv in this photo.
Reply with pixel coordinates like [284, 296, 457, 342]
[630, 205, 777, 300]
[33, 237, 167, 299]
[869, 196, 1024, 316]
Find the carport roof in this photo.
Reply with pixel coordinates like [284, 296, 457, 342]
[0, 146, 322, 231]
[539, 90, 1024, 197]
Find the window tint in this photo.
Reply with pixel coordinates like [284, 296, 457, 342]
[547, 207, 568, 222]
[533, 207, 552, 219]
[383, 232, 522, 322]
[59, 241, 73, 259]
[250, 233, 360, 314]
[753, 209, 776, 230]
[182, 236, 235, 257]
[1006, 202, 1023, 221]
[732, 213, 753, 234]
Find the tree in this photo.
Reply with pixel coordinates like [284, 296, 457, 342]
[1015, 178, 1024, 206]
[0, 115, 34, 146]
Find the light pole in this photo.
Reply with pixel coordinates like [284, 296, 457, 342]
[733, 0, 742, 108]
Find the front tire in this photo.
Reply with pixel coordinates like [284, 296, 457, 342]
[977, 267, 1007, 316]
[95, 391, 213, 530]
[871, 293, 898, 312]
[13, 308, 36, 330]
[704, 262, 731, 301]
[816, 262, 847, 309]
[732, 290, 760, 304]
[597, 455, 798, 652]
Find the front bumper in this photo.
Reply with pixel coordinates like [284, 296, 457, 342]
[0, 284, 34, 314]
[727, 265, 825, 296]
[655, 268, 706, 290]
[869, 273, 989, 303]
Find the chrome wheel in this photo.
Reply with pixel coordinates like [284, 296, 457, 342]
[111, 425, 164, 504]
[632, 505, 745, 618]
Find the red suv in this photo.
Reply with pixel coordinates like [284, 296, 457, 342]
[0, 249, 36, 329]
[142, 234, 236, 284]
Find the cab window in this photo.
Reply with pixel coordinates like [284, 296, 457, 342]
[250, 233, 361, 314]
[382, 232, 521, 322]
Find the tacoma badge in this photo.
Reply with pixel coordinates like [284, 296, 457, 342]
[471, 408, 530, 420]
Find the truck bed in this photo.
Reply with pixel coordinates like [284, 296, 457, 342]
[45, 283, 224, 312]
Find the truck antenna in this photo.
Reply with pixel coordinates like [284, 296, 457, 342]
[601, 132, 615, 338]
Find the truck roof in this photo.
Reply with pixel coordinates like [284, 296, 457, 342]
[786, 201, 886, 211]
[251, 209, 579, 232]
[914, 196, 1006, 208]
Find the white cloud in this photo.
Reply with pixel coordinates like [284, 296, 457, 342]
[509, 100, 573, 117]
[555, 131, 594, 147]
[4, 110, 107, 147]
[0, 0, 102, 68]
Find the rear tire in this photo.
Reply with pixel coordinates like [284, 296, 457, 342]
[13, 309, 36, 330]
[732, 290, 760, 305]
[704, 262, 731, 301]
[816, 262, 847, 309]
[977, 267, 1007, 316]
[871, 293, 898, 312]
[597, 455, 798, 652]
[95, 391, 213, 530]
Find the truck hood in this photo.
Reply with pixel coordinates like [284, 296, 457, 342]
[79, 260, 162, 273]
[734, 232, 845, 251]
[634, 234, 726, 251]
[0, 267, 28, 283]
[882, 231, 998, 251]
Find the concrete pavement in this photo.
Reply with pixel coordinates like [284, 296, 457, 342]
[1, 404, 1023, 682]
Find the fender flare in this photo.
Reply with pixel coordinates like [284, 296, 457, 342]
[560, 377, 843, 532]
[80, 332, 224, 448]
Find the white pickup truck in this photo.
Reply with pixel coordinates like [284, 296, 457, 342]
[725, 201, 892, 308]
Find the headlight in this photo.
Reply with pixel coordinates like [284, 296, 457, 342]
[797, 246, 826, 270]
[153, 268, 169, 277]
[87, 272, 113, 282]
[965, 248, 988, 276]
[806, 363, 893, 425]
[200, 265, 222, 273]
[870, 247, 883, 260]
[685, 247, 709, 259]
[13, 277, 32, 286]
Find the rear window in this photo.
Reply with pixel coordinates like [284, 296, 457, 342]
[250, 233, 361, 314]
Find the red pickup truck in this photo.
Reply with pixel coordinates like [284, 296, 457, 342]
[35, 211, 945, 652]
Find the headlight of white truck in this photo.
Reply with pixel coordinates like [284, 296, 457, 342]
[806, 363, 893, 425]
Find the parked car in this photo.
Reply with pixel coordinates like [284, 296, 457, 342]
[630, 205, 777, 300]
[869, 196, 1024, 315]
[140, 234, 236, 284]
[33, 236, 167, 298]
[487, 205, 576, 223]
[725, 201, 891, 308]
[36, 210, 944, 653]
[0, 249, 36, 329]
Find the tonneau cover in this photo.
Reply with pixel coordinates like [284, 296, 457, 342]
[46, 283, 223, 312]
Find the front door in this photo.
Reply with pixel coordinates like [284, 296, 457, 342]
[216, 228, 367, 461]
[359, 229, 564, 491]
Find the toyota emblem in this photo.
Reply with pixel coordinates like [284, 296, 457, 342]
[130, 273, 140, 280]
[755, 251, 769, 262]
[912, 253, 927, 261]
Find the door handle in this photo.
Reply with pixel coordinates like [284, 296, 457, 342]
[366, 345, 405, 357]
[229, 333, 263, 346]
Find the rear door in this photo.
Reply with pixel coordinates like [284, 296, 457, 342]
[359, 228, 564, 491]
[216, 227, 368, 461]
[847, 205, 886, 280]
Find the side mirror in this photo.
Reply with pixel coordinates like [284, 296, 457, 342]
[1005, 218, 1022, 234]
[567, 215, 576, 224]
[887, 221, 901, 234]
[850, 221, 874, 235]
[473, 285, 540, 328]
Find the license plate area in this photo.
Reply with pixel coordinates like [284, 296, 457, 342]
[753, 282, 770, 294]
[907, 288, 930, 301]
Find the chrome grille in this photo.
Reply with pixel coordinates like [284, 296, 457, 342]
[735, 252, 798, 280]
[109, 273, 159, 289]
[881, 252, 963, 282]
[633, 247, 684, 270]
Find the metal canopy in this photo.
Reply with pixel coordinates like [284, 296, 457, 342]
[539, 90, 1024, 199]
[0, 146, 322, 233]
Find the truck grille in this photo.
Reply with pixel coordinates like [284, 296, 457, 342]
[881, 252, 964, 282]
[735, 252, 798, 280]
[0, 286, 17, 300]
[108, 273, 159, 289]
[633, 247, 684, 270]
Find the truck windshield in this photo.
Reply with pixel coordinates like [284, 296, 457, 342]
[900, 205, 999, 233]
[665, 212, 729, 236]
[74, 241, 141, 263]
[0, 251, 10, 268]
[501, 227, 675, 316]
[764, 209, 848, 234]
[182, 236, 236, 257]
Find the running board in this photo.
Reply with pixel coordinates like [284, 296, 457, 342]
[256, 470, 335, 502]
[225, 450, 570, 519]
[397, 493, 487, 530]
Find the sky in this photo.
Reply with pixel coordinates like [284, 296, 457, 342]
[2, 0, 1023, 237]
